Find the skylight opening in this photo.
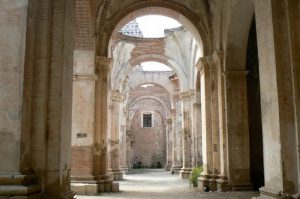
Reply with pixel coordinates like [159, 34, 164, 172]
[141, 62, 172, 72]
[120, 15, 182, 38]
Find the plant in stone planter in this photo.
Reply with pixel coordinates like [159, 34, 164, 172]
[189, 166, 203, 187]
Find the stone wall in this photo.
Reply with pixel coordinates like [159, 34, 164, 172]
[130, 110, 166, 168]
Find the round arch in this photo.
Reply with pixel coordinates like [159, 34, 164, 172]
[114, 54, 186, 90]
[98, 2, 211, 56]
[128, 96, 170, 120]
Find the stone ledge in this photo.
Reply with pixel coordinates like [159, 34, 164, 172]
[0, 184, 41, 196]
[0, 174, 36, 185]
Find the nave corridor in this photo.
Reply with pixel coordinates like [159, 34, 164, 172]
[78, 169, 259, 199]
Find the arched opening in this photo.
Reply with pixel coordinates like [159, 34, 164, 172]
[222, 0, 264, 191]
[246, 17, 264, 191]
[104, 3, 203, 188]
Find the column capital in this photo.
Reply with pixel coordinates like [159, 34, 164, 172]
[193, 103, 201, 109]
[196, 56, 214, 73]
[111, 90, 124, 102]
[212, 50, 224, 64]
[179, 90, 194, 101]
[95, 56, 112, 73]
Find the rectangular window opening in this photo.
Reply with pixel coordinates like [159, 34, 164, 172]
[143, 113, 152, 128]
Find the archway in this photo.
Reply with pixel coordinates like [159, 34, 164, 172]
[223, 0, 263, 190]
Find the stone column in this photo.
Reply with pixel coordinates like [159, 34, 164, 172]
[197, 57, 221, 191]
[0, 1, 42, 197]
[253, 0, 300, 198]
[179, 91, 194, 179]
[213, 51, 229, 191]
[171, 95, 182, 174]
[165, 118, 173, 171]
[120, 109, 129, 174]
[108, 90, 124, 180]
[94, 56, 114, 192]
[224, 70, 251, 190]
[193, 103, 202, 167]
[35, 0, 75, 197]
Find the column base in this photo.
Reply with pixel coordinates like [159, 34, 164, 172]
[253, 187, 295, 199]
[209, 174, 219, 191]
[216, 174, 229, 192]
[108, 169, 123, 181]
[120, 166, 129, 175]
[179, 168, 192, 179]
[198, 172, 211, 192]
[170, 165, 182, 175]
[71, 174, 116, 194]
[165, 163, 172, 171]
[0, 173, 41, 197]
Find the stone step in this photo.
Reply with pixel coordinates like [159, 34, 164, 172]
[0, 174, 37, 186]
[0, 184, 41, 196]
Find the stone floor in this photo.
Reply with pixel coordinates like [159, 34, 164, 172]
[77, 169, 259, 199]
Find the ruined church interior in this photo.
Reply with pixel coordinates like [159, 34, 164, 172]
[0, 0, 300, 198]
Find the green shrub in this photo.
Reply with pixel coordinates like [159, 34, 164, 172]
[189, 166, 203, 187]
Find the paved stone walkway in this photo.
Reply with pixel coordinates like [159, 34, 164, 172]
[77, 169, 259, 199]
